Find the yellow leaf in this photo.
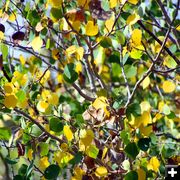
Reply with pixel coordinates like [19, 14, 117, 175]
[75, 61, 83, 73]
[19, 54, 26, 66]
[137, 168, 146, 180]
[85, 21, 98, 36]
[47, 93, 59, 106]
[162, 80, 176, 93]
[60, 143, 68, 152]
[4, 94, 17, 108]
[52, 49, 60, 60]
[127, 13, 140, 26]
[73, 166, 85, 179]
[57, 74, 64, 83]
[0, 31, 4, 40]
[147, 157, 160, 172]
[104, 14, 115, 34]
[37, 101, 49, 113]
[76, 47, 84, 60]
[27, 149, 33, 161]
[128, 0, 139, 5]
[31, 36, 43, 52]
[141, 76, 150, 89]
[131, 29, 142, 46]
[39, 156, 50, 170]
[4, 83, 14, 94]
[77, 0, 90, 10]
[110, 0, 118, 8]
[140, 101, 151, 112]
[35, 22, 44, 32]
[80, 129, 94, 147]
[95, 166, 108, 177]
[63, 125, 73, 141]
[92, 96, 110, 117]
[139, 124, 152, 136]
[141, 111, 152, 126]
[8, 13, 16, 22]
[48, 0, 62, 8]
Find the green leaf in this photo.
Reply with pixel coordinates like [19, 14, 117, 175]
[116, 31, 126, 45]
[13, 175, 24, 180]
[124, 65, 137, 78]
[69, 152, 83, 165]
[126, 103, 141, 120]
[18, 164, 28, 176]
[1, 44, 8, 61]
[50, 8, 63, 20]
[125, 171, 138, 180]
[16, 90, 26, 103]
[138, 138, 151, 151]
[26, 160, 34, 178]
[44, 164, 60, 179]
[39, 142, 49, 156]
[100, 37, 112, 48]
[5, 157, 18, 165]
[86, 145, 99, 159]
[125, 142, 139, 159]
[120, 130, 130, 145]
[0, 127, 11, 140]
[49, 118, 63, 132]
[63, 63, 78, 83]
[108, 51, 120, 63]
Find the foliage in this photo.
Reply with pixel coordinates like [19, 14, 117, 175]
[0, 0, 179, 179]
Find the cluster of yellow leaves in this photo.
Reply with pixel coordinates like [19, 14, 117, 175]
[129, 101, 152, 136]
[147, 157, 160, 172]
[3, 70, 29, 109]
[79, 129, 94, 151]
[34, 69, 51, 84]
[54, 150, 74, 167]
[37, 89, 59, 113]
[71, 166, 85, 180]
[65, 45, 84, 61]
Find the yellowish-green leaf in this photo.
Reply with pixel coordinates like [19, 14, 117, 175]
[95, 166, 108, 177]
[162, 80, 176, 93]
[85, 21, 98, 36]
[63, 125, 73, 142]
[147, 157, 160, 172]
[163, 57, 177, 68]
